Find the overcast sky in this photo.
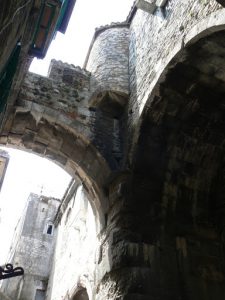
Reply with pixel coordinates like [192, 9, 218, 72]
[0, 0, 134, 264]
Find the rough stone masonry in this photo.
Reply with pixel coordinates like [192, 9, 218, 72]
[1, 0, 225, 299]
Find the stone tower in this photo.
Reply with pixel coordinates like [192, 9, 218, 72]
[0, 193, 60, 300]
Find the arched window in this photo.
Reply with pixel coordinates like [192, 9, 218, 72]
[72, 288, 89, 300]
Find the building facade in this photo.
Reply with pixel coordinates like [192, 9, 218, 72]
[46, 180, 97, 300]
[1, 194, 60, 300]
[0, 182, 97, 300]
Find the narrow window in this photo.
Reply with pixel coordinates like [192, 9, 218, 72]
[45, 222, 54, 235]
[47, 224, 53, 235]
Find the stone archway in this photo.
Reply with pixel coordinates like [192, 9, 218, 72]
[72, 288, 89, 300]
[0, 57, 127, 228]
[130, 8, 225, 161]
[0, 103, 111, 228]
[125, 27, 225, 299]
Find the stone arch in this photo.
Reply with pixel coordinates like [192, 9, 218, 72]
[131, 8, 225, 159]
[130, 15, 225, 300]
[0, 106, 111, 229]
[135, 22, 225, 229]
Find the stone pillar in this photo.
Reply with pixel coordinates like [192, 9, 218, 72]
[96, 172, 158, 299]
[96, 167, 225, 299]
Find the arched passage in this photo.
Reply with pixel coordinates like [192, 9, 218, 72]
[128, 27, 225, 299]
[0, 109, 111, 228]
[129, 8, 225, 161]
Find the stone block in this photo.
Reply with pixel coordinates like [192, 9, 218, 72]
[0, 135, 8, 145]
[7, 133, 21, 146]
[61, 136, 86, 165]
[45, 148, 67, 165]
[32, 141, 47, 154]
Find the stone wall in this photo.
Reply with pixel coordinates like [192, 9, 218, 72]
[128, 0, 222, 145]
[46, 185, 97, 300]
[17, 59, 122, 165]
[1, 2, 225, 299]
[1, 59, 126, 192]
[21, 60, 92, 128]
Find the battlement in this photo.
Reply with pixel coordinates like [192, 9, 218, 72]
[48, 59, 91, 83]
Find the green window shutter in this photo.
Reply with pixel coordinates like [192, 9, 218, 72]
[0, 42, 21, 112]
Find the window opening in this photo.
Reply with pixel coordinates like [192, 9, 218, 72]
[47, 224, 53, 235]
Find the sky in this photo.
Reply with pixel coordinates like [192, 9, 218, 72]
[0, 0, 134, 263]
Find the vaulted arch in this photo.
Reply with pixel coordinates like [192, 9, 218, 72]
[129, 21, 225, 300]
[131, 8, 225, 161]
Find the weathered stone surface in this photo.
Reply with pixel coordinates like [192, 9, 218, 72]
[2, 1, 225, 299]
[46, 184, 97, 300]
[85, 24, 130, 106]
[13, 60, 126, 173]
[128, 0, 222, 145]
